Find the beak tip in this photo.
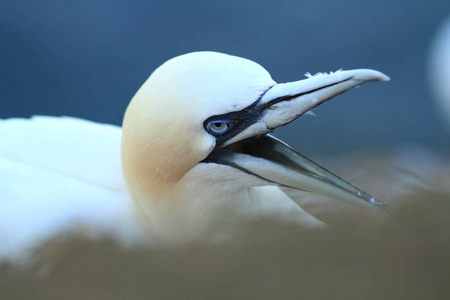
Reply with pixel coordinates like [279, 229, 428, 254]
[379, 73, 391, 82]
[350, 69, 390, 83]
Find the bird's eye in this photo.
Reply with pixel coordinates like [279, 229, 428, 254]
[206, 120, 232, 135]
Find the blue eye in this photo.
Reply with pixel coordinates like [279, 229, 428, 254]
[206, 120, 232, 135]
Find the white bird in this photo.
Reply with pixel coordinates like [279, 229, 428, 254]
[0, 51, 389, 260]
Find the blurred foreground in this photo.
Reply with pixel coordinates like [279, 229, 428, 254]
[1, 150, 450, 300]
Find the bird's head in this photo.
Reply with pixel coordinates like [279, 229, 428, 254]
[122, 52, 275, 184]
[121, 51, 390, 232]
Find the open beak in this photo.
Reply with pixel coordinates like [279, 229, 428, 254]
[205, 69, 392, 214]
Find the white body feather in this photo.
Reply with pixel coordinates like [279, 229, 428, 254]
[0, 116, 149, 262]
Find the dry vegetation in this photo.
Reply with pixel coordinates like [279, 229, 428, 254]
[1, 152, 450, 300]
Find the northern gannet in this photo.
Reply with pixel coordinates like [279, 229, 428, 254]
[121, 51, 390, 243]
[1, 51, 390, 256]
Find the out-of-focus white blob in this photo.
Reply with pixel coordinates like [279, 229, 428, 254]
[429, 16, 450, 131]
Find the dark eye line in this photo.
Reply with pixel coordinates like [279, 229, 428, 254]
[203, 84, 276, 146]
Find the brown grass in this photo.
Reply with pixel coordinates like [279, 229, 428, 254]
[1, 153, 450, 300]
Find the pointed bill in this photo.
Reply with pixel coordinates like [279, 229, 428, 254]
[259, 69, 389, 129]
[206, 69, 392, 213]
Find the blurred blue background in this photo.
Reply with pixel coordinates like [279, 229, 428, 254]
[1, 0, 449, 155]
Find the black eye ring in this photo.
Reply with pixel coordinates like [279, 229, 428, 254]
[205, 120, 233, 135]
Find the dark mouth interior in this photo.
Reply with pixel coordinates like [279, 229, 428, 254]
[202, 134, 268, 164]
[202, 135, 310, 181]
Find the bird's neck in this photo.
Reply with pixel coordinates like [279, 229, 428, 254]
[125, 167, 252, 244]
[124, 163, 323, 244]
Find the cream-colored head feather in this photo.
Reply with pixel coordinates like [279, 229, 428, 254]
[122, 51, 274, 182]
